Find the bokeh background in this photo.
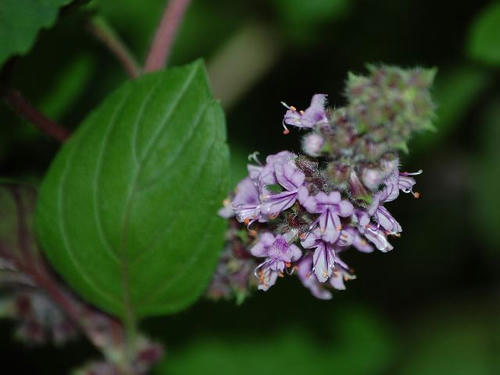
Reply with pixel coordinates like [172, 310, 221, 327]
[1, 0, 499, 373]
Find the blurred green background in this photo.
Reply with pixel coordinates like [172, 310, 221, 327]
[1, 0, 499, 373]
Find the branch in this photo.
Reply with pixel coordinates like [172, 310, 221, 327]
[1, 86, 70, 142]
[88, 16, 141, 79]
[144, 0, 192, 73]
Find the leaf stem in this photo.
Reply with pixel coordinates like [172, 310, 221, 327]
[88, 16, 141, 79]
[144, 0, 192, 72]
[1, 85, 71, 142]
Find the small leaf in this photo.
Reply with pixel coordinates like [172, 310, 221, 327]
[266, 184, 283, 193]
[467, 2, 500, 65]
[35, 61, 229, 318]
[0, 0, 72, 66]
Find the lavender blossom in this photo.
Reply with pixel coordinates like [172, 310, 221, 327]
[211, 65, 435, 300]
[299, 188, 354, 243]
[250, 232, 301, 290]
[282, 94, 328, 131]
[297, 254, 332, 300]
[302, 132, 325, 157]
[260, 155, 305, 219]
[231, 177, 261, 224]
[300, 229, 336, 282]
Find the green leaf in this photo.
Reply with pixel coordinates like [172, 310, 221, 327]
[35, 61, 229, 319]
[0, 0, 72, 66]
[467, 2, 500, 65]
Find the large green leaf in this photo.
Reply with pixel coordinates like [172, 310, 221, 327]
[467, 2, 500, 65]
[35, 61, 229, 318]
[0, 0, 71, 66]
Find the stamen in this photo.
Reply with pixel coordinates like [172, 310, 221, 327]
[248, 151, 262, 164]
[282, 120, 290, 135]
[402, 169, 423, 176]
[412, 191, 421, 199]
[269, 213, 279, 220]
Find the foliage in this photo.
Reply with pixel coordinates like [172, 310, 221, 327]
[36, 61, 229, 318]
[467, 2, 500, 65]
[0, 0, 72, 66]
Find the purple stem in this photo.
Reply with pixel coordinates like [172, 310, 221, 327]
[144, 0, 192, 72]
[1, 86, 70, 142]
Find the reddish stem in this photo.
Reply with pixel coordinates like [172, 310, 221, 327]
[1, 87, 70, 142]
[144, 0, 192, 72]
[88, 17, 141, 79]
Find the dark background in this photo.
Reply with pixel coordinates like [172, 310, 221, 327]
[1, 0, 499, 373]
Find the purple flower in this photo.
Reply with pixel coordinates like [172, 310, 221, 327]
[299, 188, 354, 243]
[375, 169, 422, 204]
[297, 254, 332, 300]
[338, 226, 374, 253]
[218, 198, 234, 219]
[297, 250, 355, 294]
[329, 257, 356, 290]
[371, 205, 402, 234]
[282, 94, 328, 131]
[254, 151, 296, 194]
[302, 133, 325, 157]
[399, 170, 422, 198]
[250, 232, 302, 291]
[260, 159, 305, 218]
[361, 158, 399, 191]
[231, 177, 261, 225]
[359, 223, 393, 252]
[300, 229, 336, 282]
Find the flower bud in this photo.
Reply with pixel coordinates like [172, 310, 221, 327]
[302, 133, 324, 157]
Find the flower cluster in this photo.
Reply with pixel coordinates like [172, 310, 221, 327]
[208, 66, 435, 300]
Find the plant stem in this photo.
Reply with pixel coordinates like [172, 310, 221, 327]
[88, 16, 141, 79]
[1, 86, 71, 142]
[144, 0, 192, 72]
